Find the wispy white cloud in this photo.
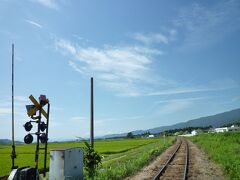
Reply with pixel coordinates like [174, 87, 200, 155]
[72, 34, 92, 43]
[68, 61, 85, 74]
[25, 19, 42, 28]
[158, 101, 193, 114]
[147, 87, 221, 96]
[32, 0, 58, 9]
[155, 97, 208, 104]
[0, 96, 28, 107]
[0, 95, 29, 117]
[57, 40, 76, 54]
[14, 96, 29, 103]
[130, 29, 178, 45]
[55, 37, 239, 97]
[0, 107, 11, 114]
[147, 79, 239, 96]
[0, 105, 25, 118]
[174, 0, 240, 51]
[55, 38, 162, 96]
[132, 32, 169, 45]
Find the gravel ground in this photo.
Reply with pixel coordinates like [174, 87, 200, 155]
[125, 138, 225, 180]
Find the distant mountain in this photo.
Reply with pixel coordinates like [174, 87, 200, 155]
[148, 108, 240, 134]
[0, 139, 23, 145]
[101, 130, 145, 139]
[102, 108, 240, 139]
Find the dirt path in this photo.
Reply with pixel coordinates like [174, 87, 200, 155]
[187, 140, 225, 180]
[125, 138, 225, 180]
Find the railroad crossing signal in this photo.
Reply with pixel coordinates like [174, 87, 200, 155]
[24, 95, 49, 144]
[23, 94, 50, 177]
[26, 95, 48, 119]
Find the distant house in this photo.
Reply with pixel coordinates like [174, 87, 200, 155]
[148, 134, 154, 138]
[214, 127, 228, 133]
[228, 125, 240, 131]
[174, 132, 179, 136]
[208, 128, 215, 133]
[191, 130, 197, 136]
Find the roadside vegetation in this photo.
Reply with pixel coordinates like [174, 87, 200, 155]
[95, 136, 175, 179]
[0, 137, 175, 178]
[190, 132, 240, 180]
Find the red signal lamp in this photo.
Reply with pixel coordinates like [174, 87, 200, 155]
[39, 95, 47, 106]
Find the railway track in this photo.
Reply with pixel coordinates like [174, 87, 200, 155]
[153, 138, 189, 180]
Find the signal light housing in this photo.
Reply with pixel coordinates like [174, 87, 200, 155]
[39, 133, 47, 144]
[24, 134, 33, 144]
[24, 122, 33, 132]
[39, 95, 47, 106]
[40, 122, 47, 132]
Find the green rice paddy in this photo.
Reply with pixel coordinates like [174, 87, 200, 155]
[0, 137, 175, 179]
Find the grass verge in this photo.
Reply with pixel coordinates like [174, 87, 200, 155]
[190, 132, 240, 180]
[94, 137, 175, 180]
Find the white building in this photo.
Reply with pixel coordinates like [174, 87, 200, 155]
[228, 125, 240, 131]
[148, 134, 154, 138]
[191, 130, 197, 136]
[214, 127, 228, 133]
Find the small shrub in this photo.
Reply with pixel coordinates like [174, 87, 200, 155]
[83, 141, 102, 178]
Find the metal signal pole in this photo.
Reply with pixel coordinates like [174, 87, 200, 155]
[90, 77, 94, 148]
[43, 103, 50, 177]
[35, 105, 42, 170]
[11, 43, 16, 169]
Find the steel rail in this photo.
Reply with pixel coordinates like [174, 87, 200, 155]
[183, 140, 189, 180]
[152, 140, 182, 180]
[152, 139, 189, 180]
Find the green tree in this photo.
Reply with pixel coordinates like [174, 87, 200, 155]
[142, 131, 150, 137]
[126, 132, 134, 138]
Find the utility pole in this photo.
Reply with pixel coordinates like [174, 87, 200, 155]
[90, 77, 94, 148]
[11, 43, 16, 169]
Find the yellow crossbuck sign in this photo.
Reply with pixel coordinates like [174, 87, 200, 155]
[27, 95, 49, 119]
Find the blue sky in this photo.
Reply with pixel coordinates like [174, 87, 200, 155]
[0, 0, 240, 140]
